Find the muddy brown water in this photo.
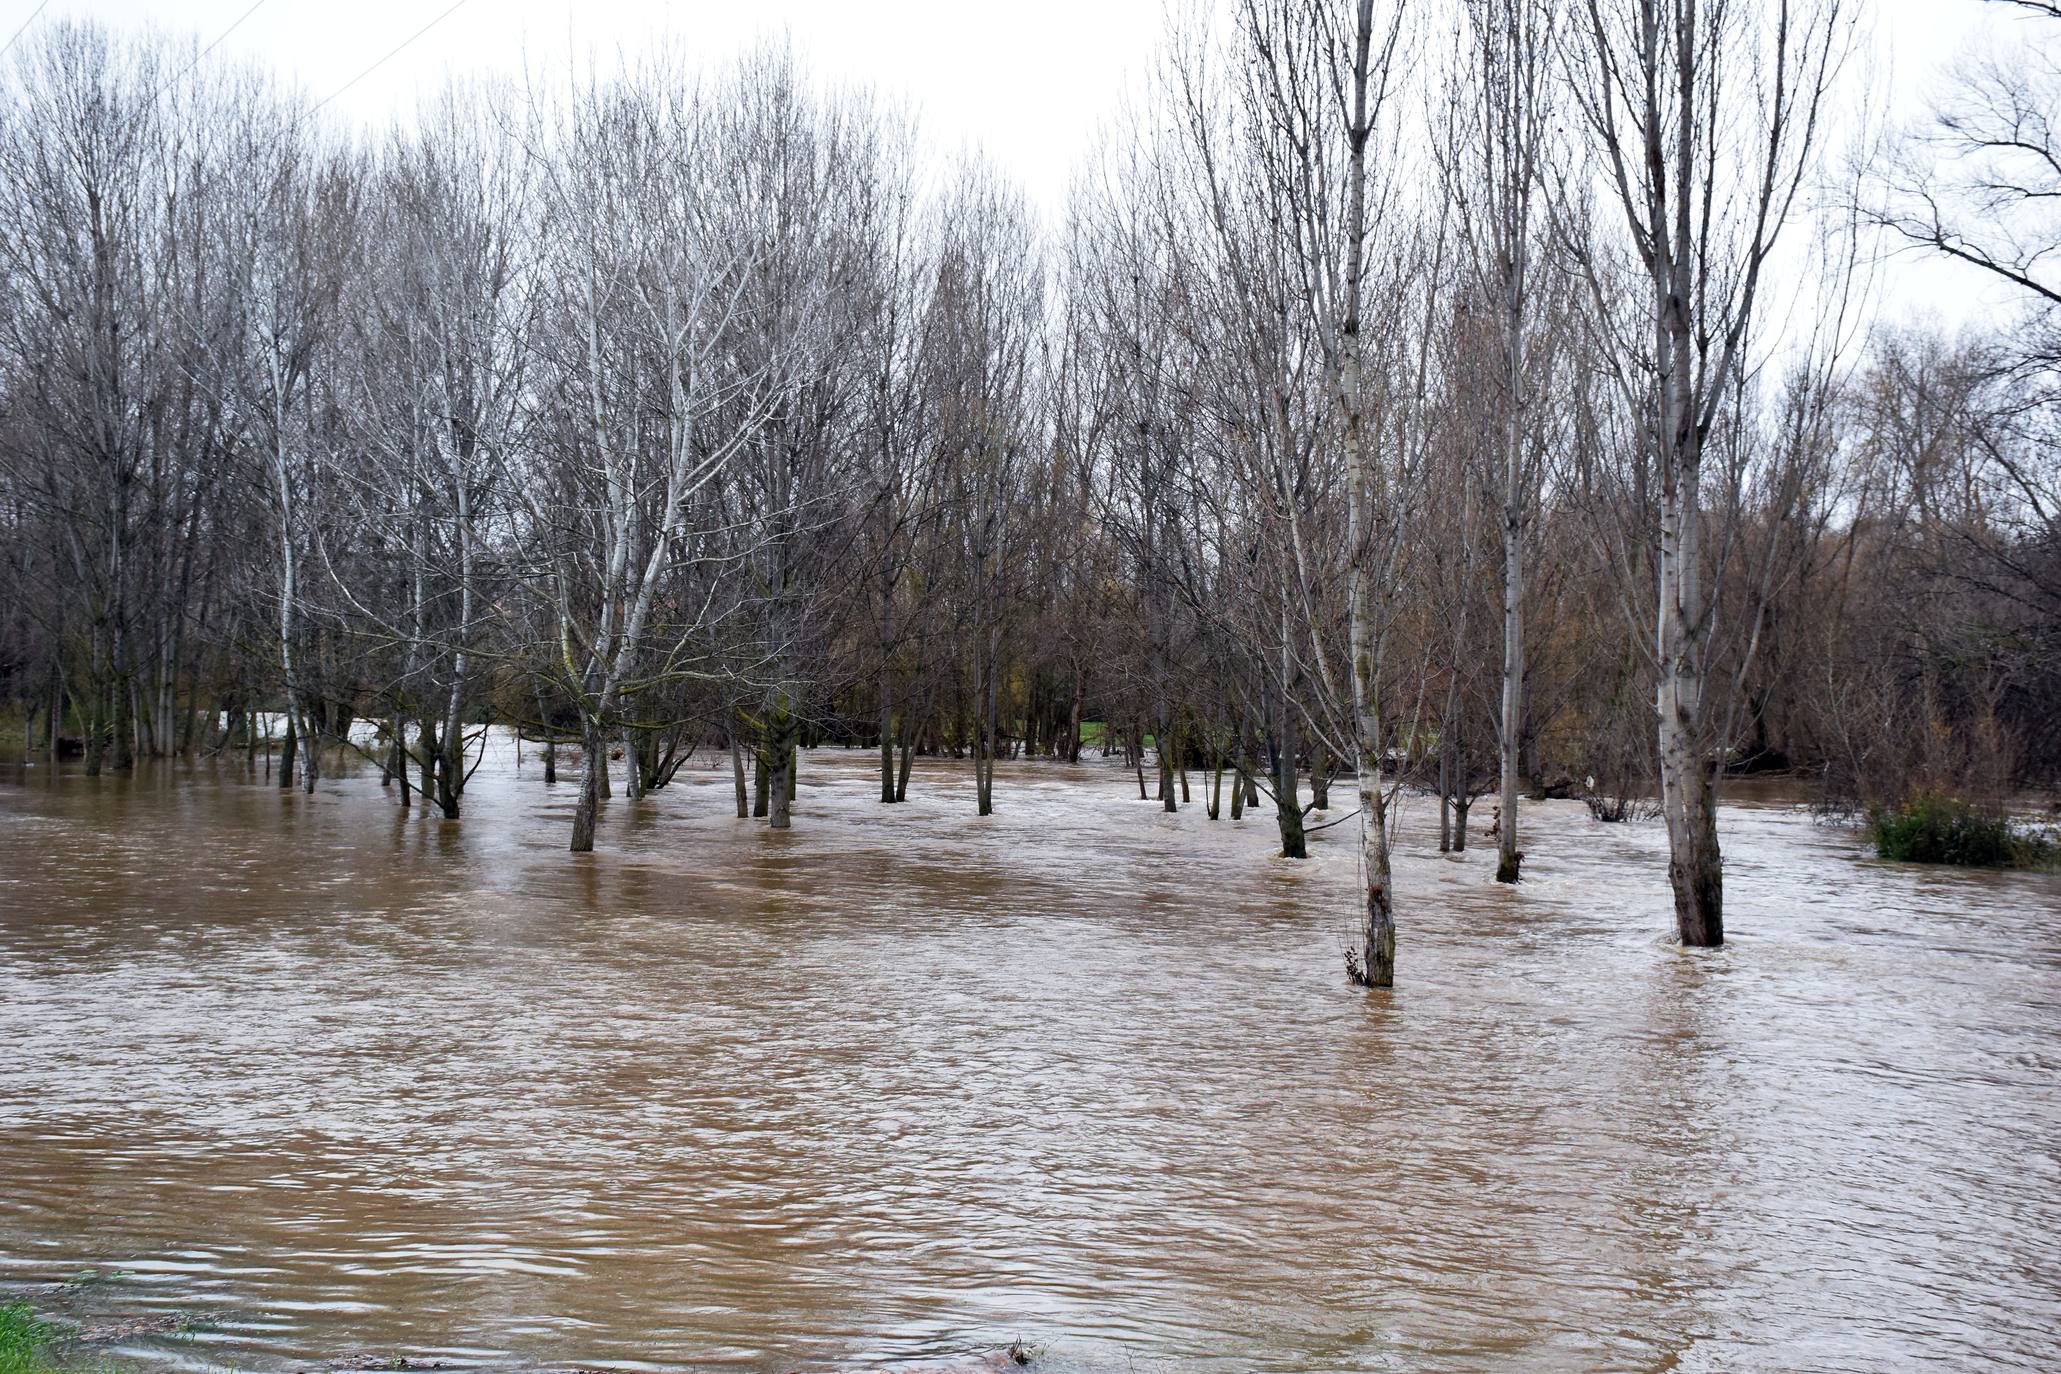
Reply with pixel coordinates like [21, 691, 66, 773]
[1, 738, 2058, 1373]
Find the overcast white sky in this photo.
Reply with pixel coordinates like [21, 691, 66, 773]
[0, 0, 2042, 328]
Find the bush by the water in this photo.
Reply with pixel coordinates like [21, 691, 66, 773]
[1869, 791, 2051, 867]
[0, 1304, 62, 1374]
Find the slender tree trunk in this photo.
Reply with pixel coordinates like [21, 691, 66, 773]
[419, 716, 436, 802]
[1656, 354, 1723, 944]
[1066, 664, 1085, 763]
[1341, 0, 1393, 987]
[395, 722, 412, 810]
[976, 624, 1000, 816]
[879, 681, 897, 803]
[1497, 424, 1525, 883]
[731, 728, 748, 818]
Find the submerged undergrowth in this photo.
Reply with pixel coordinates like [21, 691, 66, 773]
[1869, 790, 2058, 869]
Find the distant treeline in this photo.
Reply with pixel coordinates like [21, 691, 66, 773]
[1, 3, 2056, 983]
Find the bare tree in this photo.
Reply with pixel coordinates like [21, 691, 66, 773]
[1563, 0, 1853, 946]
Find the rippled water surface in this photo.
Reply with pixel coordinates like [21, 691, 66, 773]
[2, 739, 2058, 1372]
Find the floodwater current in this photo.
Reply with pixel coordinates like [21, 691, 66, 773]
[1, 738, 2058, 1373]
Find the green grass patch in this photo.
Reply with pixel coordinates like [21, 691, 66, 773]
[1869, 790, 2055, 868]
[0, 1303, 69, 1374]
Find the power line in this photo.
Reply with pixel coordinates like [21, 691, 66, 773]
[0, 0, 54, 65]
[312, 0, 472, 113]
[150, 0, 270, 103]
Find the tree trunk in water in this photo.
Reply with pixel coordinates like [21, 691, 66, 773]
[1340, 0, 1394, 988]
[1497, 480, 1525, 883]
[1668, 763, 1724, 945]
[393, 720, 412, 809]
[83, 691, 104, 776]
[1274, 712, 1306, 859]
[768, 734, 793, 831]
[570, 726, 602, 853]
[1356, 781, 1395, 987]
[621, 727, 643, 802]
[1157, 721, 1176, 814]
[731, 731, 748, 818]
[1275, 771, 1306, 859]
[1065, 666, 1085, 763]
[419, 717, 437, 802]
[437, 724, 463, 819]
[879, 687, 897, 803]
[1661, 741, 1724, 946]
[112, 675, 134, 772]
[278, 717, 296, 791]
[975, 631, 999, 817]
[1657, 412, 1723, 945]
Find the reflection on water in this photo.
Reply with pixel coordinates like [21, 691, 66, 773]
[1, 738, 2058, 1372]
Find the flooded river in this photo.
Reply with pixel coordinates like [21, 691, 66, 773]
[2, 739, 2058, 1372]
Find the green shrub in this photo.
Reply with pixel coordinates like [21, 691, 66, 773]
[0, 1304, 63, 1374]
[1869, 790, 2049, 867]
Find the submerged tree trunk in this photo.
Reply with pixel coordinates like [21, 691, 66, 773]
[1065, 664, 1085, 763]
[1665, 759, 1724, 946]
[731, 729, 748, 818]
[1655, 323, 1722, 946]
[436, 724, 463, 819]
[1274, 712, 1306, 860]
[571, 725, 602, 853]
[768, 733, 793, 831]
[1340, 0, 1394, 988]
[879, 684, 897, 803]
[1496, 414, 1525, 884]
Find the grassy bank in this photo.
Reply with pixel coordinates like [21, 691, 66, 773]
[0, 1304, 80, 1374]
